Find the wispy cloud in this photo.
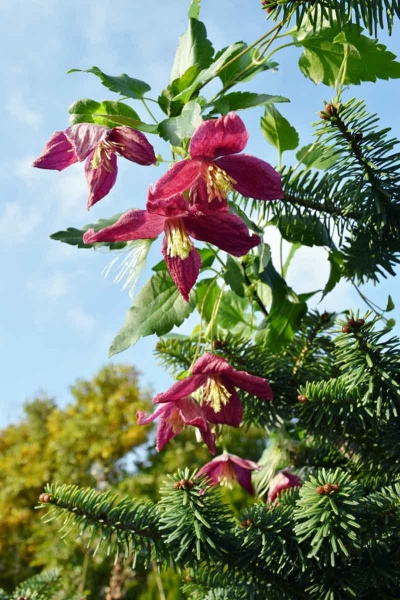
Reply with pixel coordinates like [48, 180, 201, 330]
[26, 272, 70, 300]
[6, 94, 42, 129]
[0, 202, 42, 240]
[66, 306, 97, 334]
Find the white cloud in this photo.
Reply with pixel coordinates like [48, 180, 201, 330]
[13, 154, 38, 181]
[66, 306, 97, 334]
[26, 272, 70, 300]
[6, 94, 42, 129]
[0, 202, 42, 240]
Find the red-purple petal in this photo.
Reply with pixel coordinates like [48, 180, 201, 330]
[200, 427, 216, 455]
[189, 113, 248, 160]
[109, 126, 157, 165]
[32, 131, 78, 171]
[147, 192, 190, 219]
[267, 470, 302, 503]
[82, 209, 165, 244]
[85, 151, 118, 209]
[163, 239, 201, 302]
[217, 154, 283, 200]
[65, 123, 109, 161]
[154, 374, 208, 404]
[152, 159, 202, 199]
[192, 353, 231, 376]
[137, 404, 170, 425]
[202, 386, 243, 427]
[184, 210, 260, 257]
[156, 413, 180, 451]
[225, 369, 273, 400]
[233, 463, 255, 495]
[176, 396, 208, 429]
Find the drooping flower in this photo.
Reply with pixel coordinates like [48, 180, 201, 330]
[152, 112, 283, 202]
[267, 469, 302, 503]
[83, 193, 260, 301]
[197, 453, 260, 494]
[154, 353, 273, 427]
[137, 396, 215, 454]
[33, 123, 157, 209]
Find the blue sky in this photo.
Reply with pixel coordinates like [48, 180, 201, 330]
[1, 0, 399, 428]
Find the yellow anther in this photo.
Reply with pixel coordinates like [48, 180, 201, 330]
[217, 461, 236, 488]
[203, 162, 236, 202]
[203, 376, 231, 413]
[165, 218, 193, 260]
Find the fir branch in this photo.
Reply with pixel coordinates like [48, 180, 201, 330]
[38, 483, 167, 567]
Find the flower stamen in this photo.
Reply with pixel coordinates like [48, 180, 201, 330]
[203, 163, 236, 202]
[203, 376, 231, 413]
[165, 218, 193, 259]
[217, 461, 236, 488]
[90, 140, 124, 172]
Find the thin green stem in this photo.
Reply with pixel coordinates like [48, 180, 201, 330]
[352, 283, 389, 322]
[140, 98, 158, 124]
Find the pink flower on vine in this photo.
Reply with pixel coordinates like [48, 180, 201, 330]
[197, 453, 260, 495]
[137, 396, 215, 454]
[267, 469, 302, 503]
[154, 353, 273, 427]
[33, 123, 156, 208]
[152, 112, 283, 202]
[82, 193, 260, 301]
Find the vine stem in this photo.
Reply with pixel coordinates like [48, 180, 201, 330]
[140, 98, 158, 124]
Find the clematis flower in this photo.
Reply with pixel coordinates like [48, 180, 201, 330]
[137, 396, 215, 454]
[33, 123, 156, 209]
[152, 112, 283, 202]
[83, 193, 260, 301]
[267, 469, 302, 503]
[154, 353, 273, 427]
[197, 453, 260, 495]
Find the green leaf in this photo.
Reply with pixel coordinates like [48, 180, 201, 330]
[270, 214, 335, 249]
[195, 278, 221, 324]
[170, 18, 214, 82]
[322, 251, 344, 298]
[91, 114, 158, 134]
[295, 143, 341, 170]
[68, 98, 143, 128]
[261, 297, 307, 351]
[109, 271, 196, 356]
[293, 24, 400, 86]
[50, 214, 126, 250]
[216, 42, 277, 90]
[228, 201, 264, 235]
[209, 91, 289, 116]
[386, 295, 395, 312]
[68, 66, 151, 99]
[158, 101, 203, 145]
[261, 106, 299, 157]
[223, 256, 246, 297]
[188, 0, 201, 19]
[159, 65, 200, 116]
[218, 291, 256, 338]
[282, 242, 301, 279]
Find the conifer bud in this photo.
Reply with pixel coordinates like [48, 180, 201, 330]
[342, 325, 351, 333]
[323, 483, 332, 494]
[38, 492, 52, 503]
[316, 486, 325, 495]
[331, 483, 339, 492]
[298, 394, 308, 403]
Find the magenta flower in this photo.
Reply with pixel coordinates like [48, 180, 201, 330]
[267, 469, 302, 503]
[154, 353, 273, 427]
[197, 453, 260, 495]
[152, 112, 283, 202]
[137, 396, 215, 454]
[83, 193, 260, 301]
[33, 123, 156, 209]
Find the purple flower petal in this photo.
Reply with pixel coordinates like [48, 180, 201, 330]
[197, 453, 259, 494]
[147, 193, 190, 219]
[192, 353, 232, 376]
[82, 209, 165, 244]
[109, 127, 157, 165]
[190, 113, 248, 160]
[65, 123, 109, 161]
[267, 469, 302, 503]
[85, 150, 118, 209]
[32, 131, 78, 171]
[154, 374, 208, 404]
[202, 386, 243, 427]
[225, 369, 273, 401]
[163, 239, 201, 302]
[217, 153, 283, 200]
[184, 210, 260, 257]
[152, 159, 202, 199]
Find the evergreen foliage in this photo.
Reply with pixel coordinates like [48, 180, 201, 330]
[19, 0, 400, 597]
